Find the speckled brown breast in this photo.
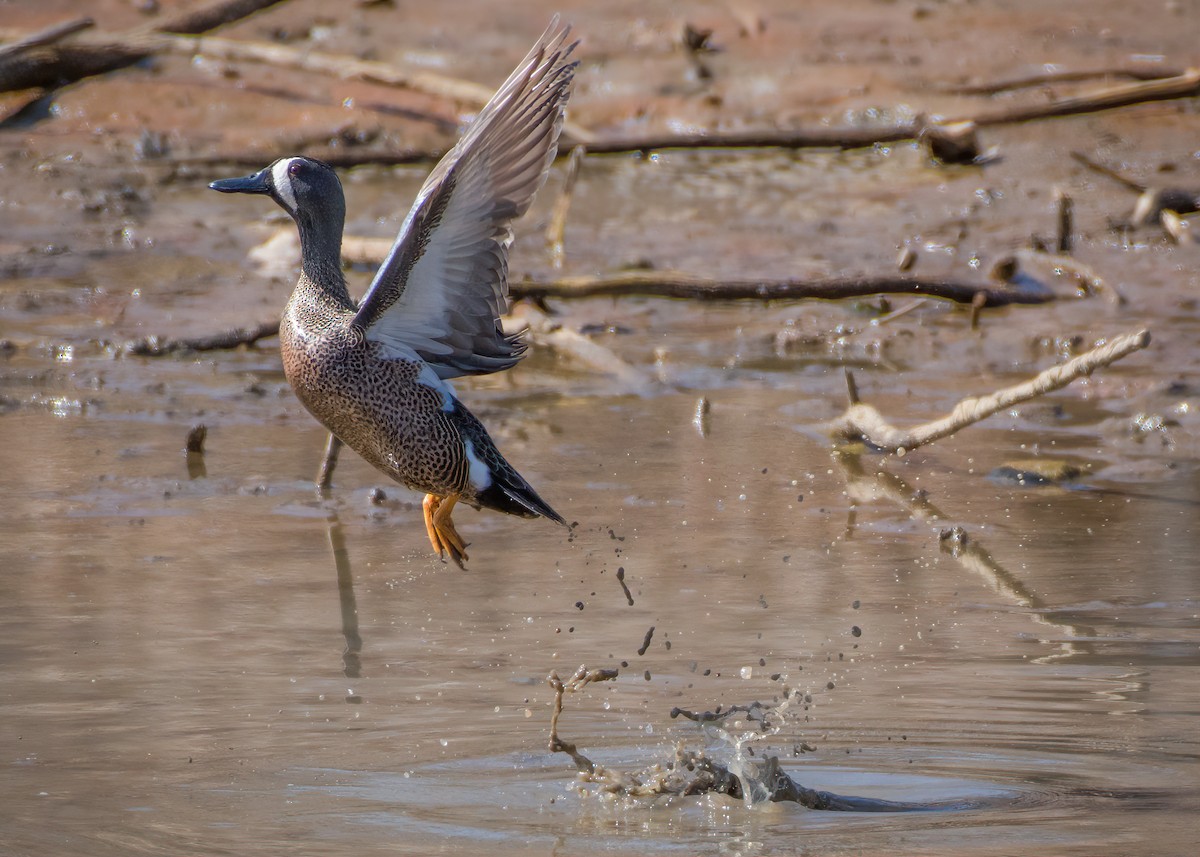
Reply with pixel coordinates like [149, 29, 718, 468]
[279, 278, 473, 501]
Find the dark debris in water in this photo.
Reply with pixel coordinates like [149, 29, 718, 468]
[989, 459, 1085, 487]
[547, 665, 960, 812]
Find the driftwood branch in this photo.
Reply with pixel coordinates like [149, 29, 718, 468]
[829, 329, 1152, 452]
[288, 232, 1064, 309]
[0, 0, 287, 93]
[142, 0, 290, 37]
[590, 69, 1200, 155]
[4, 11, 1197, 158]
[367, 234, 1058, 306]
[189, 66, 1200, 167]
[162, 32, 492, 105]
[117, 262, 1060, 358]
[0, 19, 594, 141]
[0, 16, 96, 121]
[122, 321, 279, 356]
[0, 16, 93, 60]
[179, 32, 598, 142]
[510, 270, 1051, 307]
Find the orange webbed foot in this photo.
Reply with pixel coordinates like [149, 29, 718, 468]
[422, 493, 469, 568]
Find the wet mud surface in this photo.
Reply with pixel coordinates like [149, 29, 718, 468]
[2, 2, 1199, 855]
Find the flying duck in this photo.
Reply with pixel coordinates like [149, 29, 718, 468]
[210, 21, 576, 566]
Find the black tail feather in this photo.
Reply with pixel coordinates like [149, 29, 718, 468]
[476, 472, 565, 525]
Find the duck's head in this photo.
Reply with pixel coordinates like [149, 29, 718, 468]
[210, 157, 344, 228]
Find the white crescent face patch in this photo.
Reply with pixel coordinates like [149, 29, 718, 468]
[271, 158, 301, 213]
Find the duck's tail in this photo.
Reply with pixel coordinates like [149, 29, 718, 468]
[476, 469, 565, 525]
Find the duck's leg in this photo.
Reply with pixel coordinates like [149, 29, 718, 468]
[433, 494, 469, 567]
[422, 494, 469, 568]
[316, 433, 343, 494]
[422, 494, 445, 554]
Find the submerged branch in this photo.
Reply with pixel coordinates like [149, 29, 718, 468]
[545, 665, 908, 810]
[829, 329, 1152, 452]
[547, 666, 620, 775]
[122, 321, 279, 356]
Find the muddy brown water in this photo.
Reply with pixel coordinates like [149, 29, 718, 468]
[3, 2, 1200, 855]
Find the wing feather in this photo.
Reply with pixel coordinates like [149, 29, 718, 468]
[352, 20, 578, 378]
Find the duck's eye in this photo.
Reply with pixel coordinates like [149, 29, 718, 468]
[288, 161, 302, 177]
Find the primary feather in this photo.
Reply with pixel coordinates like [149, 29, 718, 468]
[352, 20, 578, 379]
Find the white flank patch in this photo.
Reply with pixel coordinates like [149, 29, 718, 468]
[463, 438, 492, 491]
[271, 158, 300, 212]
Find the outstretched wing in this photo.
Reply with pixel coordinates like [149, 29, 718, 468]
[351, 20, 577, 379]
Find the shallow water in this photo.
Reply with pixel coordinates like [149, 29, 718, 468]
[3, 1, 1200, 855]
[2, 340, 1197, 855]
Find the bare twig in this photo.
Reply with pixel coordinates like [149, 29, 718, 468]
[871, 298, 928, 327]
[546, 144, 586, 269]
[971, 68, 1200, 127]
[937, 66, 1186, 96]
[969, 290, 986, 330]
[829, 329, 1152, 452]
[1069, 150, 1146, 192]
[1055, 188, 1074, 254]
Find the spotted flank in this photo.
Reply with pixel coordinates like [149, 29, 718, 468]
[209, 20, 575, 565]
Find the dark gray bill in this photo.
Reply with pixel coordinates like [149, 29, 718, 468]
[209, 169, 271, 194]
